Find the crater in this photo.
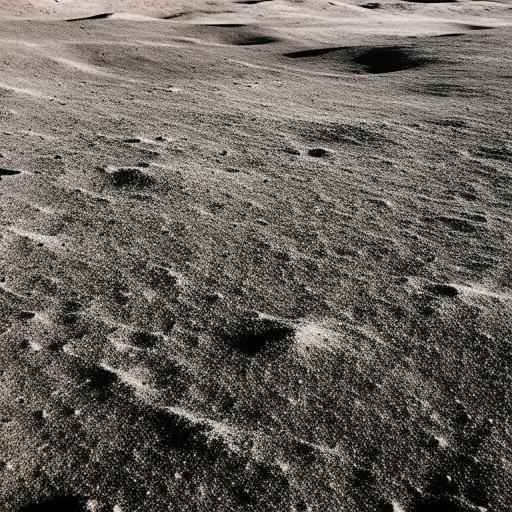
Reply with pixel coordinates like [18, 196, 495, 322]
[353, 46, 431, 74]
[285, 46, 432, 73]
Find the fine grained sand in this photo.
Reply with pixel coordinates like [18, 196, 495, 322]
[0, 1, 511, 511]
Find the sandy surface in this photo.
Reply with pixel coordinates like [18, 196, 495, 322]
[0, 1, 511, 511]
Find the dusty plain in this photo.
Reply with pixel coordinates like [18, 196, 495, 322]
[0, 0, 511, 511]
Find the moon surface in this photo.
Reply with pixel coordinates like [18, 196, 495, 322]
[0, 1, 511, 511]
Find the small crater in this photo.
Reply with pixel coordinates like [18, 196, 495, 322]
[285, 47, 345, 59]
[207, 23, 247, 27]
[354, 46, 431, 74]
[222, 317, 295, 357]
[434, 118, 468, 128]
[413, 494, 474, 512]
[58, 300, 82, 325]
[205, 292, 223, 303]
[475, 145, 512, 163]
[368, 198, 391, 208]
[458, 191, 478, 201]
[402, 0, 456, 2]
[0, 168, 21, 176]
[437, 216, 477, 233]
[353, 467, 377, 486]
[296, 501, 310, 512]
[123, 138, 142, 143]
[109, 168, 155, 188]
[420, 305, 436, 316]
[464, 213, 487, 223]
[233, 485, 255, 506]
[204, 24, 281, 46]
[130, 331, 161, 349]
[427, 284, 459, 298]
[147, 408, 208, 451]
[420, 83, 478, 98]
[147, 265, 180, 291]
[18, 311, 36, 320]
[308, 148, 330, 158]
[66, 13, 113, 21]
[79, 364, 119, 393]
[231, 461, 290, 508]
[236, 35, 280, 46]
[378, 500, 401, 512]
[161, 13, 189, 20]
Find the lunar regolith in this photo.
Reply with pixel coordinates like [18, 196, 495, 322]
[0, 0, 511, 511]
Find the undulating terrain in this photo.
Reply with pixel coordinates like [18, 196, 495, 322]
[0, 0, 511, 511]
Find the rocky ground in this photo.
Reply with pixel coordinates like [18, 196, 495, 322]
[0, 1, 511, 511]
